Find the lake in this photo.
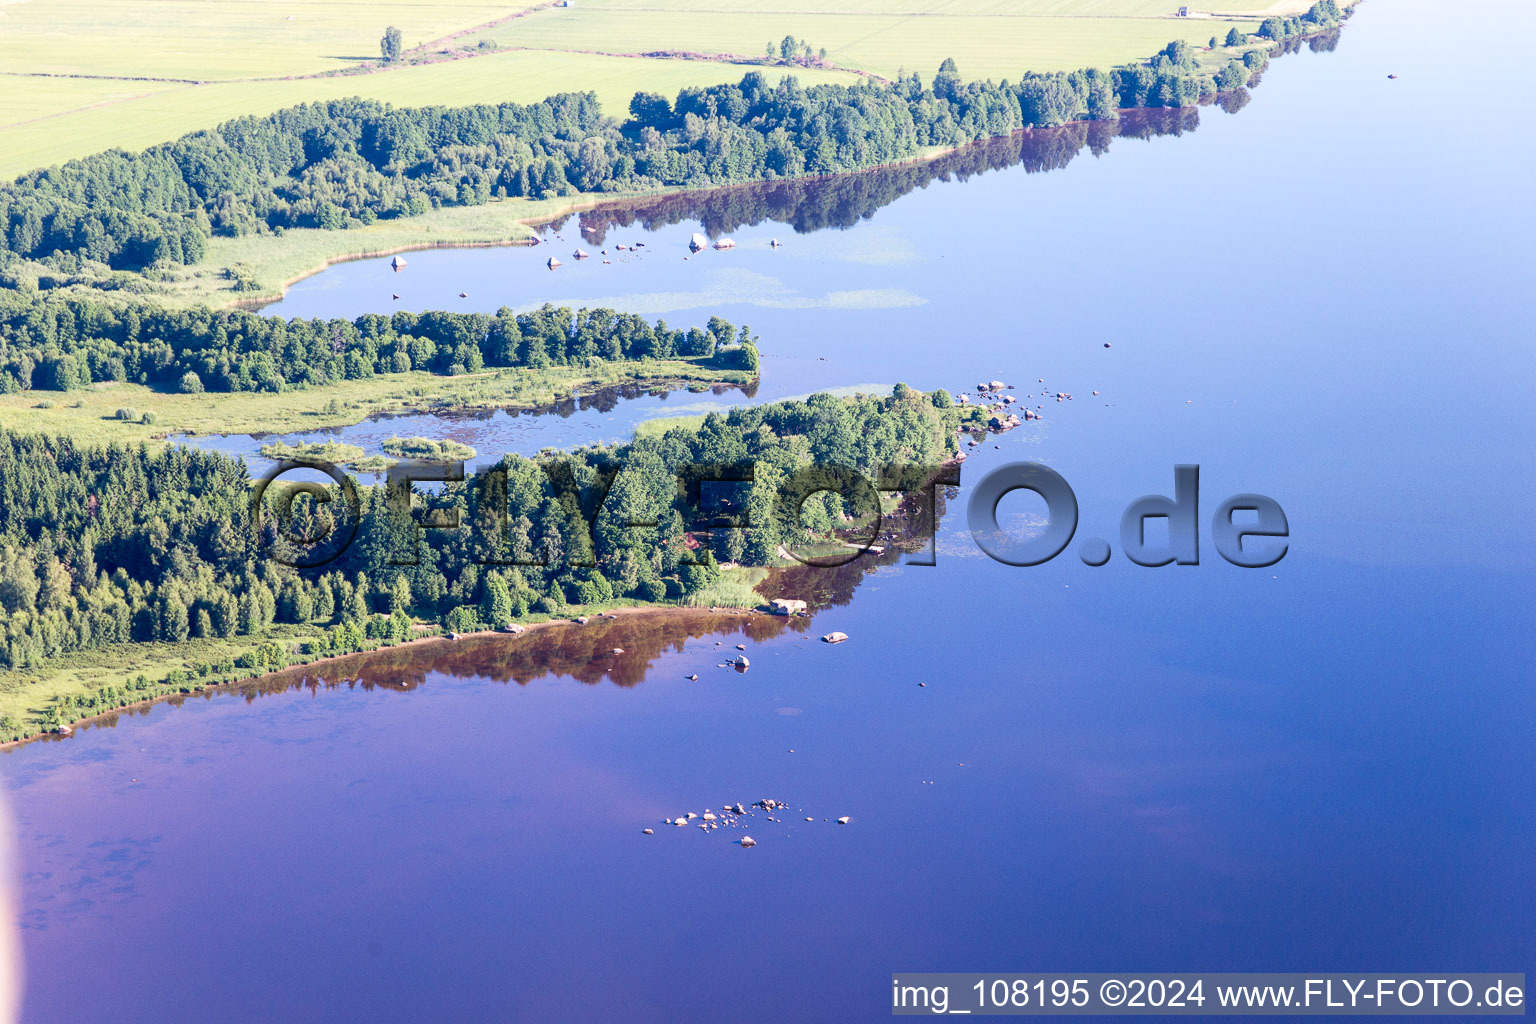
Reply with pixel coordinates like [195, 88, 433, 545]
[6, 1, 1535, 1020]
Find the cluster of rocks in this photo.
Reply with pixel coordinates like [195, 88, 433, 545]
[957, 374, 1104, 450]
[539, 234, 647, 268]
[642, 801, 851, 845]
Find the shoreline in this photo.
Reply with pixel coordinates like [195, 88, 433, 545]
[0, 603, 761, 752]
[228, 150, 965, 311]
[209, 17, 1355, 311]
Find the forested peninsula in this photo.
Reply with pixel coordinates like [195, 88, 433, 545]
[0, 295, 759, 396]
[0, 385, 977, 742]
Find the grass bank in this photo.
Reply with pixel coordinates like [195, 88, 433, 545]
[0, 358, 752, 448]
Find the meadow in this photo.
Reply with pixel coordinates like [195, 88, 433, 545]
[0, 0, 1317, 179]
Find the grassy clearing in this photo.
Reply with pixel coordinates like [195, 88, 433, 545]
[633, 413, 710, 438]
[0, 625, 334, 729]
[0, 358, 749, 448]
[680, 567, 772, 609]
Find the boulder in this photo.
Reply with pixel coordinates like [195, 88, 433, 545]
[769, 598, 807, 616]
[821, 631, 849, 644]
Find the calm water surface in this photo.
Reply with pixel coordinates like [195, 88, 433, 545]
[7, 2, 1535, 1020]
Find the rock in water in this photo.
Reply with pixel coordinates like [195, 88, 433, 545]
[547, 257, 562, 270]
[739, 836, 756, 848]
[820, 631, 849, 644]
[837, 816, 850, 825]
[642, 828, 654, 835]
[733, 655, 750, 669]
[689, 232, 708, 252]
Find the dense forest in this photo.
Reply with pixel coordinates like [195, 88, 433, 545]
[0, 294, 758, 394]
[0, 1, 1347, 274]
[0, 386, 973, 730]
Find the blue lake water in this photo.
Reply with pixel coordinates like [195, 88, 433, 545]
[6, 1, 1535, 1020]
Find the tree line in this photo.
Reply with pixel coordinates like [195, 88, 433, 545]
[0, 294, 758, 394]
[0, 386, 974, 684]
[0, 7, 1346, 276]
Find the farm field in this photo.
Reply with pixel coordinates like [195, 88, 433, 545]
[0, 0, 1315, 179]
[0, 50, 859, 178]
[474, 4, 1255, 81]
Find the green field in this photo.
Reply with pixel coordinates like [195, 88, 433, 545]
[0, 0, 1328, 179]
[0, 50, 860, 178]
[0, 357, 751, 449]
[472, 4, 1258, 81]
